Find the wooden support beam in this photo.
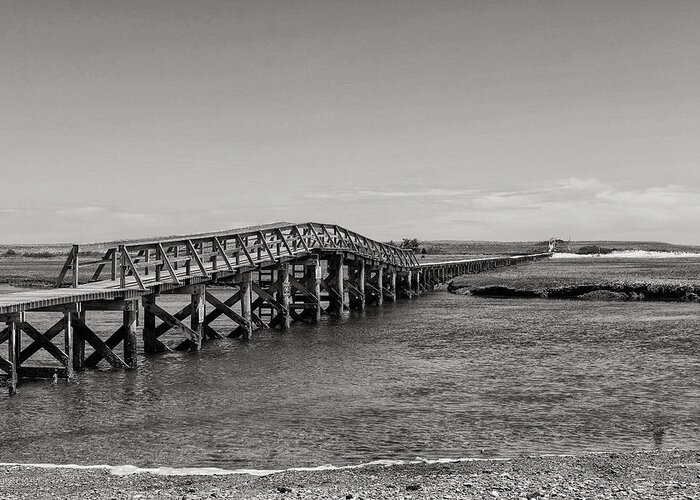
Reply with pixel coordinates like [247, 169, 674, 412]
[304, 260, 322, 321]
[307, 223, 324, 247]
[357, 259, 367, 309]
[205, 292, 250, 329]
[0, 355, 11, 374]
[239, 272, 253, 339]
[319, 277, 343, 301]
[142, 295, 169, 354]
[153, 302, 191, 337]
[55, 247, 75, 287]
[288, 275, 317, 300]
[250, 282, 285, 313]
[235, 234, 255, 266]
[19, 319, 64, 364]
[121, 246, 145, 290]
[83, 325, 126, 367]
[143, 298, 200, 352]
[276, 228, 294, 256]
[90, 248, 115, 282]
[212, 237, 234, 271]
[321, 225, 336, 247]
[64, 311, 74, 380]
[187, 284, 205, 351]
[7, 321, 18, 395]
[328, 254, 346, 314]
[20, 321, 69, 366]
[292, 225, 310, 252]
[258, 231, 276, 262]
[158, 243, 181, 285]
[387, 270, 397, 302]
[81, 300, 129, 311]
[72, 317, 128, 370]
[279, 263, 291, 330]
[203, 290, 240, 325]
[123, 300, 137, 368]
[73, 311, 86, 371]
[186, 240, 209, 278]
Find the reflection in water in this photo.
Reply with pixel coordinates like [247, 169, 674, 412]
[0, 292, 698, 470]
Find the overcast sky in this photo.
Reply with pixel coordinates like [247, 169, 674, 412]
[2, 0, 699, 244]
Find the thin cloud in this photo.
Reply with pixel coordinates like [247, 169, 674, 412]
[55, 206, 106, 216]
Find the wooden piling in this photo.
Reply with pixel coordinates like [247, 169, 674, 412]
[240, 272, 253, 339]
[311, 259, 322, 321]
[73, 310, 85, 371]
[336, 255, 346, 313]
[7, 320, 18, 395]
[142, 294, 162, 353]
[72, 244, 79, 288]
[64, 311, 74, 381]
[123, 300, 138, 368]
[358, 260, 366, 309]
[190, 284, 205, 351]
[377, 266, 384, 305]
[279, 264, 291, 329]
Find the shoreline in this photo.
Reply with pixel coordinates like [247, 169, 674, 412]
[449, 281, 700, 302]
[1, 450, 699, 499]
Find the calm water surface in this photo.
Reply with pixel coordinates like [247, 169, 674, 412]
[0, 289, 698, 469]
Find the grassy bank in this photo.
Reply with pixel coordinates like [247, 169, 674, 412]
[448, 257, 700, 302]
[0, 450, 698, 499]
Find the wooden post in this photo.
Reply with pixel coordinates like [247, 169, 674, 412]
[119, 245, 127, 288]
[279, 263, 291, 329]
[415, 270, 421, 295]
[308, 259, 322, 321]
[334, 254, 347, 314]
[7, 320, 18, 395]
[123, 300, 138, 368]
[358, 260, 366, 310]
[73, 310, 85, 371]
[110, 249, 118, 281]
[64, 310, 74, 381]
[72, 244, 80, 288]
[406, 270, 413, 299]
[377, 266, 384, 305]
[390, 270, 397, 302]
[240, 272, 253, 339]
[190, 284, 204, 351]
[142, 294, 162, 353]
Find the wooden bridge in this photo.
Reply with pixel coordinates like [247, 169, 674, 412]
[0, 222, 551, 395]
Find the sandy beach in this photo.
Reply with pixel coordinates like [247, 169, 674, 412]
[1, 450, 698, 499]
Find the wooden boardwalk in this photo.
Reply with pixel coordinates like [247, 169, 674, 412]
[0, 222, 551, 395]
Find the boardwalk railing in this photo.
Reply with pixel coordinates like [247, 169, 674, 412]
[56, 222, 420, 290]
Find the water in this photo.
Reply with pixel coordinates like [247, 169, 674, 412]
[1, 288, 698, 470]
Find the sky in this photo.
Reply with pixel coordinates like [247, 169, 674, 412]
[1, 0, 699, 244]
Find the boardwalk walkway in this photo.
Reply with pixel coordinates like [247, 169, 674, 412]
[0, 222, 551, 395]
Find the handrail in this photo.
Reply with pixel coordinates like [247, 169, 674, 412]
[418, 252, 552, 268]
[55, 222, 418, 289]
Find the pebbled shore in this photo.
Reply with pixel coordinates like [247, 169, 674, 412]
[1, 450, 699, 499]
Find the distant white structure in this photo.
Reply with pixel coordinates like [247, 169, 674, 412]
[548, 237, 556, 253]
